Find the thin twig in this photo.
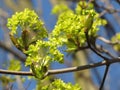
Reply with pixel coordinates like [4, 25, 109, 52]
[99, 65, 110, 90]
[0, 58, 119, 77]
[93, 0, 120, 14]
[96, 45, 116, 58]
[44, 58, 120, 77]
[97, 36, 120, 45]
[117, 0, 120, 5]
[0, 69, 33, 76]
[99, 10, 107, 17]
[85, 31, 109, 60]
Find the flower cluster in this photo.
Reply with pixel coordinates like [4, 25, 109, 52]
[7, 1, 107, 80]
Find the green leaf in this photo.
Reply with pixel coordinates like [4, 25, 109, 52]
[111, 33, 120, 51]
[8, 59, 21, 71]
[41, 79, 82, 90]
[52, 4, 70, 15]
[7, 8, 48, 52]
[22, 29, 30, 50]
[9, 33, 22, 50]
[30, 63, 47, 79]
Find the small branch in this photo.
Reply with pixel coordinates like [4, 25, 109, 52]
[96, 45, 116, 58]
[44, 61, 107, 77]
[100, 6, 120, 14]
[0, 69, 33, 76]
[0, 58, 120, 78]
[93, 0, 120, 15]
[85, 31, 109, 60]
[0, 41, 26, 62]
[97, 36, 120, 45]
[99, 10, 107, 17]
[117, 0, 120, 5]
[44, 58, 120, 77]
[99, 65, 110, 90]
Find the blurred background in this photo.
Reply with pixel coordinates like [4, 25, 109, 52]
[0, 0, 120, 90]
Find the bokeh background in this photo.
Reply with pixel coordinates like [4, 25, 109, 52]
[0, 0, 120, 90]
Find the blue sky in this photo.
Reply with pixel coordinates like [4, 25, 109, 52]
[0, 0, 120, 90]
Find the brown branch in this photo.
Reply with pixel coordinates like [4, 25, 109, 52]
[85, 29, 116, 59]
[0, 40, 26, 62]
[46, 61, 107, 75]
[95, 36, 119, 58]
[101, 6, 120, 14]
[97, 36, 120, 45]
[85, 31, 109, 60]
[99, 10, 107, 17]
[0, 58, 120, 77]
[93, 0, 120, 13]
[117, 0, 120, 5]
[96, 45, 116, 58]
[85, 29, 115, 89]
[99, 65, 110, 90]
[0, 69, 33, 76]
[44, 58, 120, 77]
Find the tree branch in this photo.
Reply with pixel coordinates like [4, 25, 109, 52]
[99, 65, 110, 90]
[97, 36, 120, 45]
[93, 0, 120, 14]
[45, 58, 120, 77]
[96, 45, 116, 58]
[85, 31, 109, 60]
[0, 69, 33, 76]
[0, 58, 120, 78]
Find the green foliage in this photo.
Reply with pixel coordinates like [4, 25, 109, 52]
[8, 59, 21, 71]
[25, 40, 64, 79]
[41, 79, 81, 90]
[52, 4, 70, 15]
[51, 1, 107, 52]
[7, 1, 107, 89]
[0, 75, 15, 87]
[7, 8, 65, 79]
[7, 8, 47, 52]
[25, 40, 64, 66]
[111, 33, 120, 51]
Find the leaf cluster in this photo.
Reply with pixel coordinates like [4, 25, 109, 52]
[7, 1, 107, 89]
[51, 1, 107, 52]
[111, 33, 120, 51]
[41, 79, 81, 90]
[7, 8, 47, 52]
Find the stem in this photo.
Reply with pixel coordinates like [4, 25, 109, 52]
[0, 69, 33, 76]
[99, 65, 110, 90]
[0, 58, 119, 78]
[85, 32, 109, 60]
